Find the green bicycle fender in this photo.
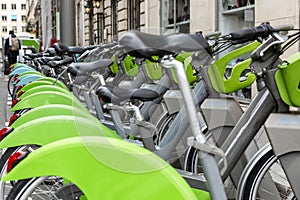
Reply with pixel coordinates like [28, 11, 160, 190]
[10, 63, 29, 69]
[11, 104, 94, 128]
[32, 77, 69, 90]
[0, 116, 119, 149]
[11, 91, 86, 112]
[17, 71, 44, 79]
[15, 74, 45, 86]
[19, 85, 71, 100]
[3, 136, 203, 200]
[9, 67, 35, 77]
[17, 81, 66, 96]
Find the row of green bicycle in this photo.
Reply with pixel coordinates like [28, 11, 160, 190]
[0, 22, 300, 200]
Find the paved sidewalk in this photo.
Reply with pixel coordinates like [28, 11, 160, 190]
[0, 72, 9, 128]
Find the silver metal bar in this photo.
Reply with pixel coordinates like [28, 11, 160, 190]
[160, 57, 227, 200]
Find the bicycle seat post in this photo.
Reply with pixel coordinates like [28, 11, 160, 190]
[160, 55, 227, 200]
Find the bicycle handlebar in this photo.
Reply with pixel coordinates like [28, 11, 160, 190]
[229, 23, 271, 43]
[229, 23, 294, 44]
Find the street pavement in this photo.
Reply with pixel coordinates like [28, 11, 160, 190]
[0, 68, 11, 128]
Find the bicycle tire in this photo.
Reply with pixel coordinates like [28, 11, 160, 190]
[0, 146, 20, 199]
[7, 75, 13, 98]
[241, 149, 295, 200]
[0, 145, 38, 199]
[7, 176, 83, 200]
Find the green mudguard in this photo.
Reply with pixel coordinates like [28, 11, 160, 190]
[17, 80, 68, 96]
[11, 104, 94, 128]
[32, 77, 69, 90]
[16, 71, 44, 79]
[3, 136, 210, 200]
[0, 116, 119, 149]
[15, 74, 45, 86]
[11, 91, 86, 112]
[19, 85, 71, 99]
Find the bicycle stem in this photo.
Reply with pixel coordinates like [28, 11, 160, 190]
[160, 56, 227, 200]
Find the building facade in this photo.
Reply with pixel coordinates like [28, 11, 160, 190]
[0, 0, 27, 48]
[31, 0, 300, 55]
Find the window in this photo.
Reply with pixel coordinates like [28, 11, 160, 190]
[161, 0, 190, 34]
[2, 16, 7, 21]
[11, 4, 16, 10]
[12, 26, 17, 33]
[22, 26, 26, 32]
[21, 15, 26, 22]
[128, 0, 140, 30]
[2, 26, 7, 33]
[21, 4, 26, 10]
[1, 4, 6, 10]
[11, 15, 17, 22]
[227, 0, 254, 10]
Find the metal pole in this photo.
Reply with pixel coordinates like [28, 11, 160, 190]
[60, 0, 76, 45]
[173, 0, 176, 32]
[89, 0, 94, 45]
[160, 58, 227, 200]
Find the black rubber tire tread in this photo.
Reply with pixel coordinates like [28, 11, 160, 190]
[7, 75, 14, 98]
[6, 178, 35, 200]
[242, 149, 274, 200]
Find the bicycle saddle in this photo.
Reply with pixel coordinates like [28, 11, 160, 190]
[48, 57, 74, 68]
[53, 43, 85, 56]
[96, 85, 165, 104]
[119, 31, 209, 59]
[38, 57, 62, 65]
[46, 48, 56, 56]
[68, 59, 113, 76]
[26, 53, 43, 59]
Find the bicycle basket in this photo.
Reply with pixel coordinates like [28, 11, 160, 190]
[275, 52, 300, 107]
[145, 56, 163, 81]
[208, 41, 260, 94]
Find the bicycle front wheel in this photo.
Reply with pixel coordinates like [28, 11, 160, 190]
[241, 149, 295, 200]
[7, 176, 83, 200]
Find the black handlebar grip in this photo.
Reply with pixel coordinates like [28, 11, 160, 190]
[230, 23, 271, 42]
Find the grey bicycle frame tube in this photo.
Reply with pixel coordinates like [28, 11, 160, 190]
[161, 58, 227, 200]
[155, 79, 208, 160]
[220, 87, 276, 179]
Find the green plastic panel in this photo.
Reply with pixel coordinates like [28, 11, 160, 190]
[208, 41, 260, 93]
[275, 52, 300, 107]
[10, 63, 29, 69]
[11, 104, 93, 128]
[33, 77, 69, 90]
[17, 80, 68, 96]
[110, 55, 119, 74]
[3, 136, 207, 200]
[17, 71, 44, 79]
[19, 85, 71, 99]
[122, 55, 139, 77]
[145, 57, 163, 80]
[20, 39, 39, 52]
[1, 116, 119, 149]
[171, 52, 197, 85]
[11, 91, 86, 112]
